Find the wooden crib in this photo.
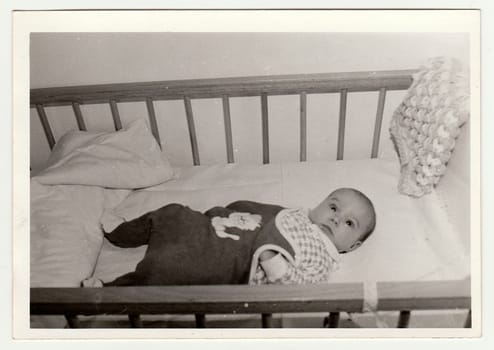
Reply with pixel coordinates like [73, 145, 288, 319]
[29, 70, 472, 329]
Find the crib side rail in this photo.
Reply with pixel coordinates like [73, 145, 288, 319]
[31, 279, 470, 316]
[30, 69, 416, 162]
[30, 70, 415, 107]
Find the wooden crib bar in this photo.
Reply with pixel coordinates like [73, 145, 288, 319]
[34, 104, 55, 150]
[31, 279, 470, 317]
[222, 95, 235, 163]
[300, 91, 307, 161]
[145, 98, 162, 149]
[183, 96, 200, 165]
[71, 102, 87, 131]
[337, 89, 348, 160]
[31, 70, 415, 164]
[109, 99, 123, 131]
[30, 70, 415, 106]
[371, 87, 387, 158]
[261, 93, 270, 164]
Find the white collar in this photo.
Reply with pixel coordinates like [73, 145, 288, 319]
[300, 208, 341, 265]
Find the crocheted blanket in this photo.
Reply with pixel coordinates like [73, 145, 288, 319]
[389, 57, 469, 197]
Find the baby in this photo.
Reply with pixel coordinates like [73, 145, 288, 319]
[83, 187, 376, 287]
[255, 187, 376, 284]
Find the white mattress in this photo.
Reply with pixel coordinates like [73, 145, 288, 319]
[94, 158, 470, 284]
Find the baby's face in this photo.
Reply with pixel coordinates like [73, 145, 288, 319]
[309, 189, 373, 253]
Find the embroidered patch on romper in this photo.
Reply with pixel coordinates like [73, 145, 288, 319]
[211, 212, 262, 240]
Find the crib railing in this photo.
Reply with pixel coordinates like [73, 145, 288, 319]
[31, 70, 415, 165]
[30, 70, 472, 328]
[30, 279, 471, 328]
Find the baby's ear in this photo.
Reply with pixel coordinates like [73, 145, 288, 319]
[349, 241, 362, 251]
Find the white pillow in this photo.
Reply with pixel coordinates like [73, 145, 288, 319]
[42, 130, 105, 170]
[35, 119, 175, 189]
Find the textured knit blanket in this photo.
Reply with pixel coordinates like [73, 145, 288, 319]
[389, 57, 469, 197]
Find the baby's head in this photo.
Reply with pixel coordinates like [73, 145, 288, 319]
[309, 188, 376, 253]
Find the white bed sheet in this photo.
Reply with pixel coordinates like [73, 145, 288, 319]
[94, 159, 470, 284]
[30, 178, 129, 287]
[30, 120, 176, 288]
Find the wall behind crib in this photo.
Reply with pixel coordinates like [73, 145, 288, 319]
[30, 32, 469, 172]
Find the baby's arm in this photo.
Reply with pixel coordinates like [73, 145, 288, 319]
[259, 250, 290, 282]
[259, 250, 277, 261]
[259, 250, 333, 284]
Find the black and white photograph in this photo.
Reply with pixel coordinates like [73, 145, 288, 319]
[11, 9, 482, 340]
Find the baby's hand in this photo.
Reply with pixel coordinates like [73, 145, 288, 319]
[259, 251, 288, 283]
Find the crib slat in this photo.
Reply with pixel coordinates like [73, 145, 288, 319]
[145, 98, 162, 148]
[261, 93, 270, 164]
[371, 88, 387, 158]
[195, 313, 206, 328]
[262, 313, 274, 328]
[300, 92, 307, 162]
[109, 99, 123, 131]
[65, 314, 81, 328]
[35, 104, 56, 150]
[337, 89, 347, 160]
[128, 314, 143, 328]
[327, 312, 340, 328]
[184, 96, 200, 166]
[464, 309, 472, 328]
[397, 310, 411, 328]
[222, 96, 234, 163]
[71, 102, 87, 131]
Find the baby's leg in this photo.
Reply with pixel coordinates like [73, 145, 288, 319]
[81, 271, 145, 287]
[104, 212, 152, 248]
[102, 271, 146, 286]
[105, 203, 187, 248]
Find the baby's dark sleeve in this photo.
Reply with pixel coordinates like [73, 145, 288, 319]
[225, 200, 284, 217]
[203, 206, 235, 218]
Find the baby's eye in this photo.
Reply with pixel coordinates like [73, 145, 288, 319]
[345, 220, 354, 227]
[329, 205, 337, 212]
